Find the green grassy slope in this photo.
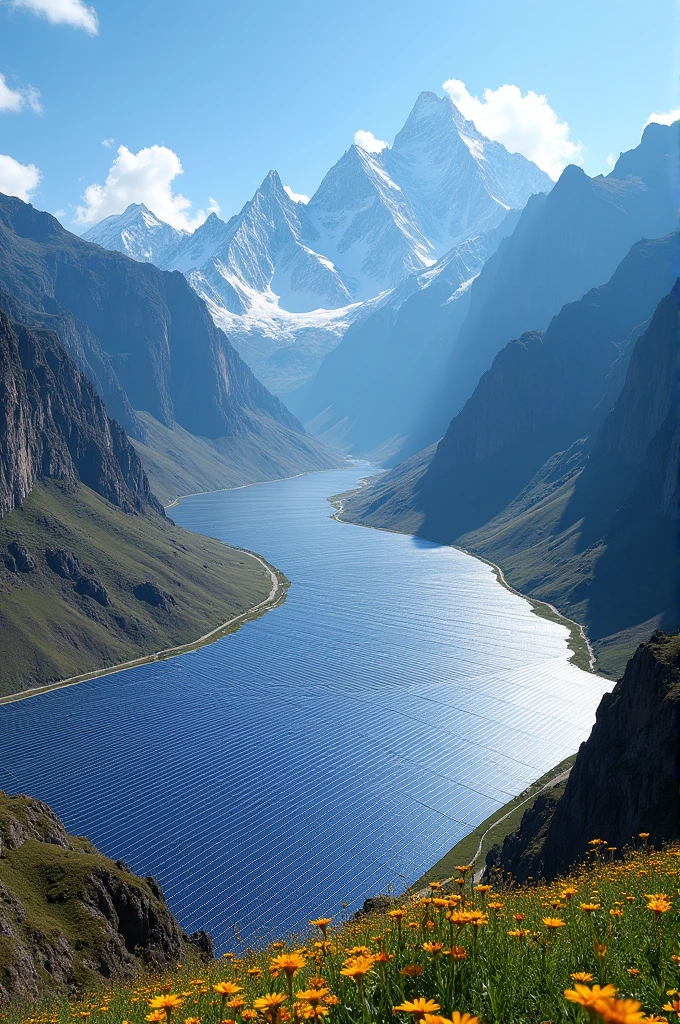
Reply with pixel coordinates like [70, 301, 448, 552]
[0, 480, 276, 697]
[132, 411, 343, 506]
[0, 791, 200, 1001]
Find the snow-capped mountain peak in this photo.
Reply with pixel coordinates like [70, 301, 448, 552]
[81, 88, 553, 397]
[83, 202, 189, 264]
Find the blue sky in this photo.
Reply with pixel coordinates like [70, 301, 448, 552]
[0, 0, 676, 231]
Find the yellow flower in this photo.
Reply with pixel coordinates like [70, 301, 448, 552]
[394, 999, 441, 1020]
[610, 909, 624, 917]
[340, 954, 376, 982]
[422, 942, 443, 955]
[450, 1016, 479, 1024]
[542, 917, 566, 929]
[270, 953, 307, 979]
[441, 946, 467, 961]
[308, 917, 332, 937]
[146, 1015, 165, 1023]
[580, 903, 602, 913]
[148, 996, 184, 1018]
[253, 994, 288, 1022]
[571, 973, 594, 982]
[594, 997, 646, 1023]
[564, 984, 618, 1009]
[455, 865, 472, 874]
[295, 991, 329, 1009]
[213, 985, 242, 997]
[507, 929, 529, 939]
[646, 897, 671, 917]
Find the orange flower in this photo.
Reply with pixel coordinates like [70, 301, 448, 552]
[542, 917, 566, 929]
[400, 965, 424, 978]
[309, 918, 332, 937]
[393, 999, 441, 1020]
[564, 984, 618, 1009]
[270, 953, 307, 980]
[571, 973, 594, 983]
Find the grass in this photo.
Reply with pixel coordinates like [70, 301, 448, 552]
[411, 757, 577, 889]
[131, 411, 341, 506]
[0, 792, 193, 997]
[3, 841, 677, 1024]
[0, 480, 284, 698]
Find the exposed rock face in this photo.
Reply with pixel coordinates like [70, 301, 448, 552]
[134, 581, 176, 610]
[0, 302, 162, 520]
[44, 548, 110, 605]
[0, 193, 338, 490]
[45, 548, 81, 580]
[6, 541, 35, 572]
[0, 791, 212, 1005]
[484, 632, 680, 883]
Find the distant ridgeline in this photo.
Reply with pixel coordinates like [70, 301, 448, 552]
[339, 119, 679, 674]
[483, 630, 680, 882]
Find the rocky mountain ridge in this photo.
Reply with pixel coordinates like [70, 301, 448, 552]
[83, 91, 551, 394]
[484, 630, 680, 882]
[0, 299, 160, 520]
[0, 192, 339, 500]
[0, 789, 212, 1004]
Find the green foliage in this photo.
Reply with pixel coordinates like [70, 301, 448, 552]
[0, 480, 278, 697]
[4, 841, 678, 1024]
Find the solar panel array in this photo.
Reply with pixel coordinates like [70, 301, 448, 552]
[0, 468, 611, 952]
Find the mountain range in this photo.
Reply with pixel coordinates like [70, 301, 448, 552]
[340, 229, 679, 673]
[0, 294, 278, 695]
[0, 192, 339, 504]
[84, 91, 552, 397]
[299, 120, 678, 460]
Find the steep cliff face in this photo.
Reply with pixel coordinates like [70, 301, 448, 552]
[485, 632, 680, 882]
[418, 234, 677, 542]
[0, 302, 161, 519]
[0, 193, 339, 497]
[0, 791, 211, 1004]
[404, 120, 677, 455]
[341, 254, 679, 671]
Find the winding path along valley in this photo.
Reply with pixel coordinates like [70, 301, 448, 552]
[0, 467, 611, 951]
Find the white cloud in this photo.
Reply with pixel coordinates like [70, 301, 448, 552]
[207, 195, 221, 215]
[74, 144, 215, 231]
[11, 0, 98, 33]
[644, 108, 680, 127]
[442, 78, 583, 180]
[354, 129, 387, 154]
[101, 137, 114, 148]
[0, 154, 41, 201]
[54, 208, 65, 218]
[0, 73, 42, 114]
[283, 184, 309, 204]
[605, 152, 617, 170]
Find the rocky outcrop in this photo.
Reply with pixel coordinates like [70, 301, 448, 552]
[484, 631, 680, 882]
[44, 549, 110, 606]
[134, 581, 176, 610]
[0, 791, 212, 1005]
[0, 302, 162, 520]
